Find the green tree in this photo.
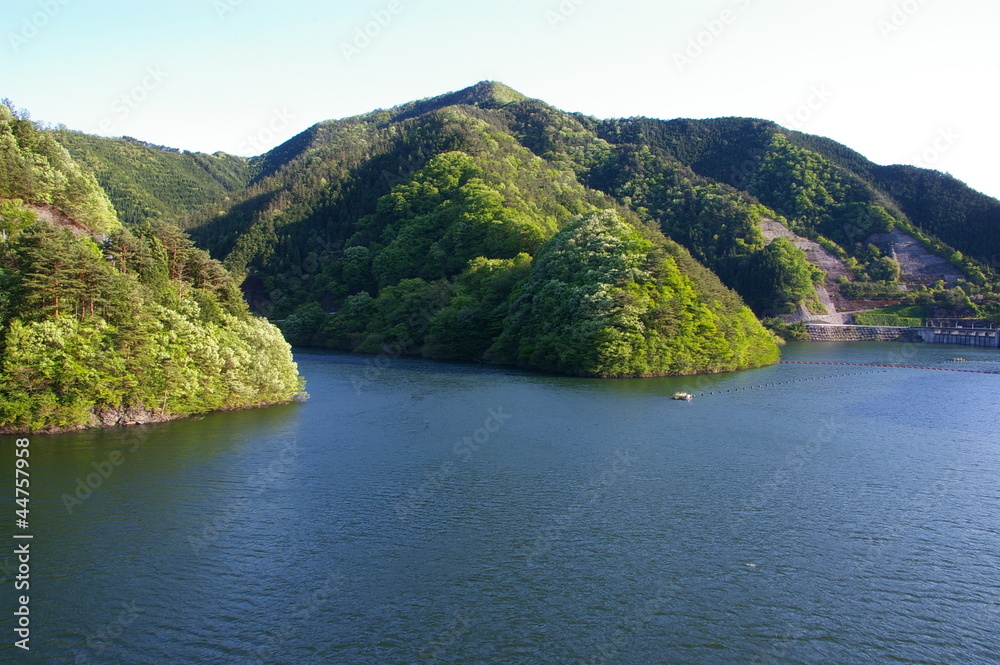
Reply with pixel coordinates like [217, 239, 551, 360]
[0, 199, 35, 242]
[488, 211, 779, 377]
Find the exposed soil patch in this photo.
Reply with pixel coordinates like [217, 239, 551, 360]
[25, 203, 99, 238]
[868, 229, 964, 287]
[759, 218, 856, 319]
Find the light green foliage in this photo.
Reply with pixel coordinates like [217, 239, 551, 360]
[0, 199, 36, 240]
[747, 238, 825, 313]
[868, 256, 902, 283]
[0, 304, 301, 431]
[750, 134, 844, 227]
[0, 104, 118, 234]
[0, 218, 303, 433]
[487, 211, 779, 377]
[365, 152, 548, 287]
[853, 305, 925, 326]
[749, 135, 896, 246]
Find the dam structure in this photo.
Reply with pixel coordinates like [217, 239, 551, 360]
[805, 324, 1000, 348]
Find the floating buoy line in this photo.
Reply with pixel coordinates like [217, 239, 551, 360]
[779, 361, 1000, 375]
[692, 370, 889, 397]
[682, 360, 998, 398]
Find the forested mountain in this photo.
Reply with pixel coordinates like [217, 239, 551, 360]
[9, 82, 999, 387]
[0, 101, 303, 434]
[54, 130, 252, 226]
[150, 83, 995, 324]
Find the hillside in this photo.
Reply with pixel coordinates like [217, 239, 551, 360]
[486, 210, 779, 376]
[53, 130, 252, 226]
[0, 101, 304, 434]
[34, 83, 1000, 375]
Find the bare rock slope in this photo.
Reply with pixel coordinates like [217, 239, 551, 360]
[760, 219, 856, 323]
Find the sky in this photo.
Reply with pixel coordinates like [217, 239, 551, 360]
[2, 0, 998, 199]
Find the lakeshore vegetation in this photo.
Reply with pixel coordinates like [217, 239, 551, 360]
[0, 102, 302, 434]
[3, 82, 999, 429]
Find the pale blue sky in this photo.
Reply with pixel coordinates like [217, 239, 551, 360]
[2, 0, 997, 199]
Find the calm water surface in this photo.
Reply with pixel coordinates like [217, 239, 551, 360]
[6, 342, 1000, 664]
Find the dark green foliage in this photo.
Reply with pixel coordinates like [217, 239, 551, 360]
[872, 166, 1000, 266]
[323, 278, 452, 355]
[423, 254, 532, 360]
[323, 253, 532, 363]
[13, 224, 113, 319]
[595, 116, 779, 187]
[53, 130, 252, 226]
[33, 82, 1000, 380]
[280, 302, 328, 347]
[504, 100, 612, 177]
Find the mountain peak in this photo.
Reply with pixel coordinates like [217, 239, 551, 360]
[456, 81, 529, 107]
[388, 81, 529, 123]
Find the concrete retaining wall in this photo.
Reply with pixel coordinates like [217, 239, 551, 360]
[805, 325, 922, 343]
[806, 324, 999, 348]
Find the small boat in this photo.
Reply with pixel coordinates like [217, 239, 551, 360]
[951, 357, 968, 362]
[671, 391, 694, 401]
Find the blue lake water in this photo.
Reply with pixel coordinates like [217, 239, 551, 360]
[6, 342, 1000, 664]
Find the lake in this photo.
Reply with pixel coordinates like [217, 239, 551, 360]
[7, 342, 1000, 664]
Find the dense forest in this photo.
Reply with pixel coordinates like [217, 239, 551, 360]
[54, 130, 253, 226]
[486, 210, 778, 376]
[4, 81, 998, 419]
[102, 82, 991, 331]
[0, 101, 303, 434]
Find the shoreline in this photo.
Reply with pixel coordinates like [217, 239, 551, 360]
[0, 395, 307, 436]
